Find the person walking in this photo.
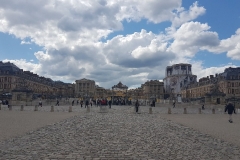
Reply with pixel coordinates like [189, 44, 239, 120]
[135, 100, 140, 113]
[56, 99, 59, 106]
[39, 99, 42, 107]
[173, 101, 176, 108]
[109, 100, 112, 108]
[225, 102, 236, 123]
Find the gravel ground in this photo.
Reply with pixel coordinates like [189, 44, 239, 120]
[0, 111, 79, 141]
[0, 104, 239, 159]
[160, 114, 240, 148]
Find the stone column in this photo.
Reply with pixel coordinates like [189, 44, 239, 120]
[184, 108, 187, 114]
[51, 106, 54, 112]
[149, 107, 152, 114]
[69, 106, 72, 112]
[198, 108, 201, 114]
[87, 106, 90, 113]
[20, 105, 24, 111]
[9, 105, 12, 111]
[34, 105, 38, 111]
[212, 108, 215, 114]
[168, 108, 171, 114]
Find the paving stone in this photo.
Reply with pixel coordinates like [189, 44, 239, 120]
[0, 105, 240, 159]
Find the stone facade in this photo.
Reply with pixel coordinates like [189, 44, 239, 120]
[163, 63, 197, 99]
[142, 80, 164, 101]
[75, 78, 95, 100]
[95, 85, 108, 99]
[182, 67, 240, 105]
[0, 61, 73, 100]
[128, 87, 143, 100]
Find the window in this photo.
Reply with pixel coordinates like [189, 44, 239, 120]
[236, 89, 239, 94]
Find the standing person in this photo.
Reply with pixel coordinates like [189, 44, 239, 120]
[39, 99, 42, 107]
[56, 99, 59, 106]
[152, 100, 155, 107]
[5, 99, 9, 108]
[202, 104, 205, 110]
[77, 100, 79, 105]
[109, 100, 112, 108]
[80, 100, 83, 108]
[72, 100, 74, 106]
[225, 102, 236, 123]
[173, 101, 176, 108]
[135, 100, 139, 113]
[85, 99, 89, 108]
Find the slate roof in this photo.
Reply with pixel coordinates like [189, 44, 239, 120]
[0, 61, 21, 73]
[112, 81, 128, 89]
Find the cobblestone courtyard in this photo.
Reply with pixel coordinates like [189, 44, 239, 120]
[0, 105, 240, 159]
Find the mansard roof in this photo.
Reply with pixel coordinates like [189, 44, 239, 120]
[220, 67, 240, 80]
[143, 80, 163, 85]
[0, 61, 71, 88]
[112, 81, 128, 89]
[0, 61, 20, 73]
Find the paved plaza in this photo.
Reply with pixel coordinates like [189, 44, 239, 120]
[0, 104, 240, 159]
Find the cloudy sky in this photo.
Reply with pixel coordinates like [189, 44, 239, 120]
[0, 0, 240, 89]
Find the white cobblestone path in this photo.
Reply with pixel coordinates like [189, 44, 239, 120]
[0, 105, 240, 159]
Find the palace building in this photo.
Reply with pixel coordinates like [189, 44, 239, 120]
[75, 78, 95, 100]
[142, 80, 164, 102]
[0, 61, 74, 102]
[111, 82, 128, 104]
[163, 63, 197, 101]
[2, 61, 240, 105]
[181, 67, 240, 105]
